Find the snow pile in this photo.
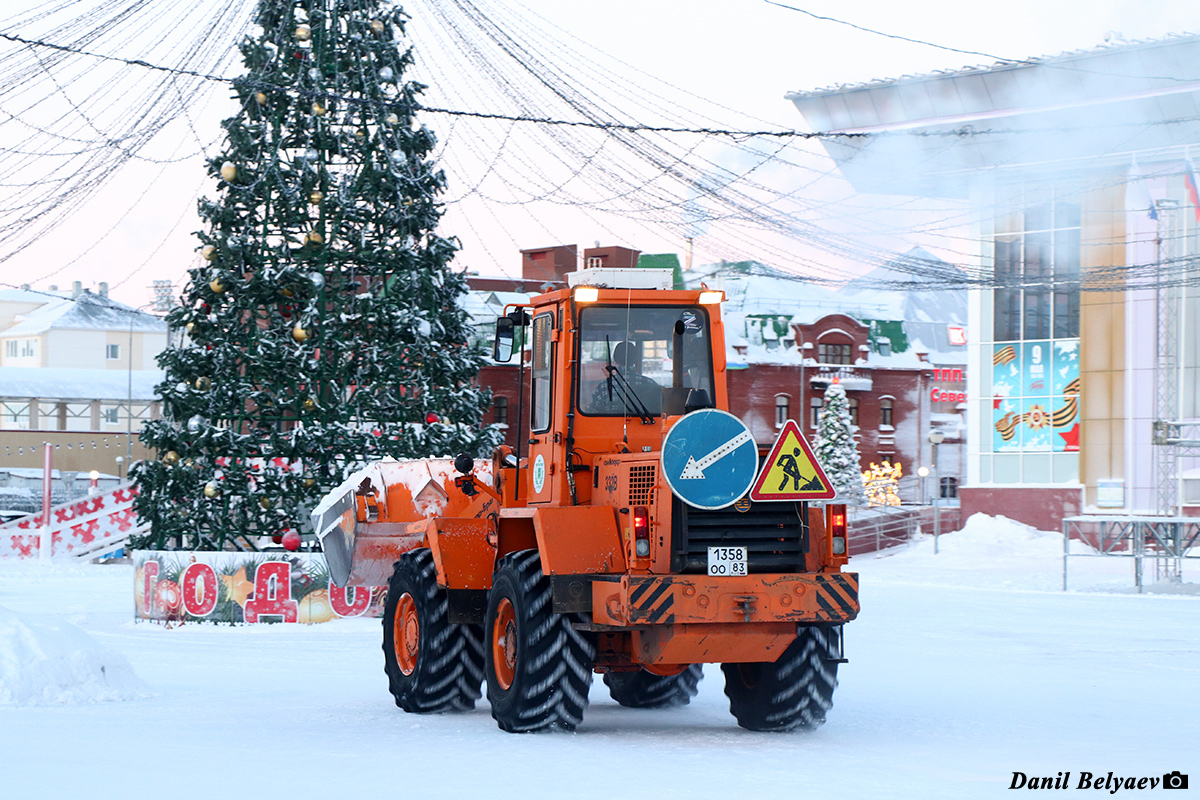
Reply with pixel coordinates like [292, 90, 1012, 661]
[854, 513, 1133, 592]
[0, 604, 148, 706]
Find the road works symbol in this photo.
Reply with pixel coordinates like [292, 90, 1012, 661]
[662, 409, 759, 510]
[749, 419, 835, 501]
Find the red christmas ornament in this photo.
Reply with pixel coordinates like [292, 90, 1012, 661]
[282, 530, 302, 551]
[425, 412, 440, 424]
[271, 533, 283, 544]
[156, 580, 183, 616]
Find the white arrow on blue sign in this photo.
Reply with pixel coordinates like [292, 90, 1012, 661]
[661, 408, 759, 510]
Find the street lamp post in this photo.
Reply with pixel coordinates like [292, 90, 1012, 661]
[929, 429, 945, 553]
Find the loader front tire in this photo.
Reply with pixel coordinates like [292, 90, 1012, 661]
[485, 550, 595, 732]
[382, 548, 484, 713]
[603, 665, 703, 709]
[721, 626, 839, 732]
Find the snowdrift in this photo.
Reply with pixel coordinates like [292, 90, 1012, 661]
[0, 604, 148, 706]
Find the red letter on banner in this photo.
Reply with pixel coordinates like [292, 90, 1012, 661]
[142, 560, 159, 618]
[329, 581, 371, 617]
[243, 562, 299, 623]
[181, 562, 219, 617]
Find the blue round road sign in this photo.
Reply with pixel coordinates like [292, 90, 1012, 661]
[661, 409, 758, 510]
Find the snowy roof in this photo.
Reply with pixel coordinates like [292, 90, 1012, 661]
[1, 291, 166, 337]
[0, 367, 165, 401]
[787, 33, 1200, 197]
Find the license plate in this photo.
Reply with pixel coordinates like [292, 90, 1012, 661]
[707, 546, 747, 576]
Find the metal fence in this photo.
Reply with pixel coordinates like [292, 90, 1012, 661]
[1062, 515, 1200, 592]
[848, 504, 961, 556]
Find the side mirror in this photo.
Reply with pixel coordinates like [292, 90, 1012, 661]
[454, 453, 475, 475]
[493, 316, 515, 362]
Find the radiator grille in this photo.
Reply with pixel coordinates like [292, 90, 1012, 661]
[627, 464, 656, 506]
[673, 499, 807, 574]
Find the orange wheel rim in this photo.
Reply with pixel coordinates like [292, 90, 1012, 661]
[492, 597, 517, 690]
[395, 592, 419, 676]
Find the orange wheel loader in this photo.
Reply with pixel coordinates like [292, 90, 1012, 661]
[312, 266, 858, 732]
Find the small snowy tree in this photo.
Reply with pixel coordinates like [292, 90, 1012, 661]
[814, 384, 866, 505]
[133, 0, 500, 550]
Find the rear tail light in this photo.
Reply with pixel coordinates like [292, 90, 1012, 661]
[829, 505, 847, 556]
[633, 506, 650, 557]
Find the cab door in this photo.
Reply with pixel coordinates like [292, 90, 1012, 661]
[526, 310, 556, 504]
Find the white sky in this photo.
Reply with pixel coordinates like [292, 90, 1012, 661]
[2, 0, 1199, 307]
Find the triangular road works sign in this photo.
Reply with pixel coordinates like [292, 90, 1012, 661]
[749, 419, 836, 501]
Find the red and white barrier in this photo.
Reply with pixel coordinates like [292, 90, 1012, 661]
[0, 483, 141, 559]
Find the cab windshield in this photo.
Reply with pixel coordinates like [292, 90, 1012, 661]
[577, 305, 714, 417]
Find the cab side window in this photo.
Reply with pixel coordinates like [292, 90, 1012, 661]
[531, 313, 553, 432]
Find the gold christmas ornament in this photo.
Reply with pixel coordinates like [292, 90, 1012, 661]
[354, 128, 367, 140]
[259, 497, 271, 509]
[280, 287, 294, 298]
[195, 376, 212, 391]
[201, 244, 217, 261]
[306, 230, 323, 245]
[204, 481, 220, 499]
[220, 162, 237, 182]
[303, 474, 317, 488]
[370, 19, 385, 34]
[298, 589, 336, 624]
[185, 321, 195, 334]
[163, 450, 180, 466]
[292, 325, 309, 342]
[303, 397, 317, 411]
[385, 113, 399, 126]
[295, 23, 312, 41]
[209, 278, 226, 294]
[312, 101, 327, 116]
[255, 91, 267, 105]
[309, 190, 323, 205]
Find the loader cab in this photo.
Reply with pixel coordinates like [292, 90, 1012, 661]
[492, 271, 728, 507]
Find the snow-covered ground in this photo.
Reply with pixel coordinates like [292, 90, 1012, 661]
[1, 515, 1196, 799]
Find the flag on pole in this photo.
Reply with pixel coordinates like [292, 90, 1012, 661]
[1185, 158, 1200, 222]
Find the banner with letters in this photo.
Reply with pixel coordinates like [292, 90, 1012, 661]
[133, 550, 384, 624]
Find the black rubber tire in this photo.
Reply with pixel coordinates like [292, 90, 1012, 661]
[721, 626, 840, 732]
[603, 664, 704, 709]
[381, 549, 484, 713]
[485, 550, 595, 732]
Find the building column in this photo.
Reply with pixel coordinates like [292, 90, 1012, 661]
[90, 399, 101, 430]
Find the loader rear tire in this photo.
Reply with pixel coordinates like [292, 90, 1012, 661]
[721, 626, 839, 732]
[603, 665, 703, 709]
[485, 550, 595, 732]
[382, 549, 484, 713]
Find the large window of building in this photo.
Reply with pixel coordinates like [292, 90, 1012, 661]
[994, 189, 1081, 342]
[775, 394, 790, 427]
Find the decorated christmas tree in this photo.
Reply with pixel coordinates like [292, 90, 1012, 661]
[814, 383, 866, 506]
[133, 0, 499, 550]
